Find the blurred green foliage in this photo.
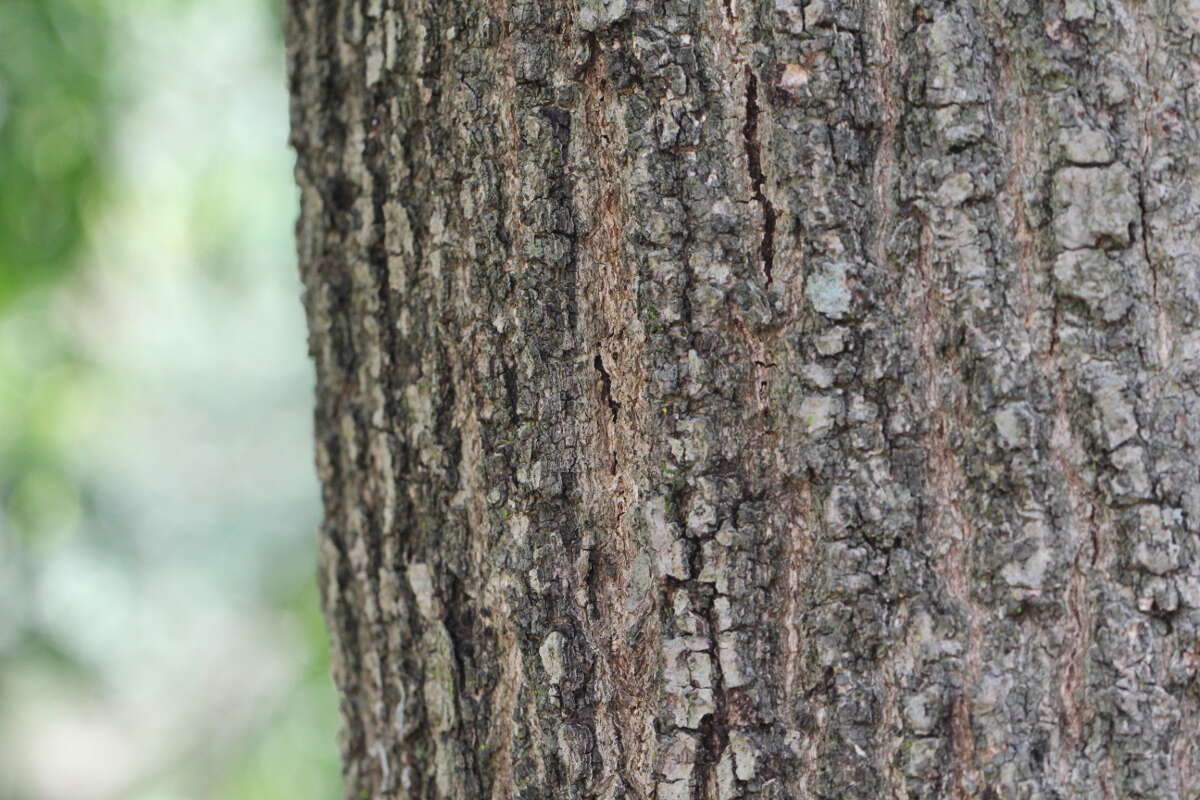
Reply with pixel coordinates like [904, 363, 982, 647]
[0, 1, 339, 798]
[0, 0, 110, 307]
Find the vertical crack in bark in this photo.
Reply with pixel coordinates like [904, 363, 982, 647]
[869, 0, 898, 276]
[1136, 164, 1171, 370]
[1137, 173, 1155, 309]
[674, 480, 729, 800]
[1135, 19, 1171, 372]
[865, 6, 904, 791]
[593, 352, 621, 423]
[742, 67, 776, 289]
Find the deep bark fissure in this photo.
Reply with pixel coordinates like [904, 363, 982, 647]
[593, 352, 621, 423]
[741, 66, 776, 290]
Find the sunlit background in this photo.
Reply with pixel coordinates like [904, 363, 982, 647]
[0, 1, 340, 797]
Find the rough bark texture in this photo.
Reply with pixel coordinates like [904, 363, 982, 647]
[285, 0, 1200, 796]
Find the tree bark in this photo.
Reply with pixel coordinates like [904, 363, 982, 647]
[285, 0, 1200, 796]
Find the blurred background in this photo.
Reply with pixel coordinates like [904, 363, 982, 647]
[0, 1, 340, 798]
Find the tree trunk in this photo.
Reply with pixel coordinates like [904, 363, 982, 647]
[284, 0, 1200, 796]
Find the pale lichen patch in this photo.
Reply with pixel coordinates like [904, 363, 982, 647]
[646, 496, 690, 580]
[814, 327, 847, 356]
[539, 631, 566, 685]
[798, 394, 840, 437]
[422, 625, 458, 734]
[1052, 248, 1131, 321]
[715, 746, 737, 800]
[937, 171, 976, 207]
[728, 731, 758, 780]
[624, 551, 654, 614]
[1052, 165, 1138, 250]
[657, 733, 698, 800]
[1133, 506, 1180, 576]
[662, 637, 715, 729]
[1059, 125, 1112, 165]
[718, 633, 751, 688]
[1000, 545, 1052, 591]
[805, 261, 853, 319]
[575, 0, 628, 31]
[1093, 381, 1138, 450]
[407, 562, 443, 621]
[902, 738, 941, 777]
[780, 63, 811, 90]
[1108, 445, 1151, 500]
[902, 690, 941, 735]
[993, 403, 1032, 450]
